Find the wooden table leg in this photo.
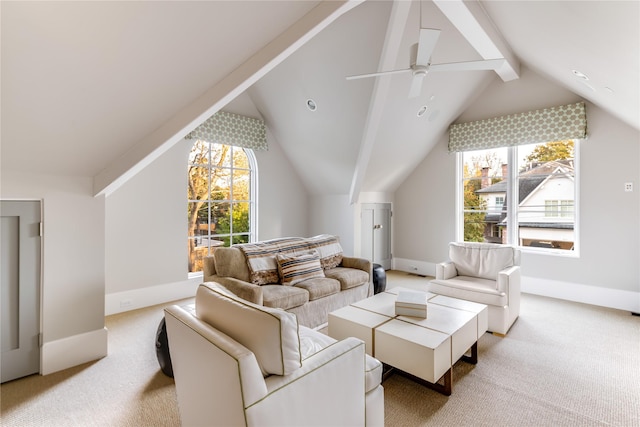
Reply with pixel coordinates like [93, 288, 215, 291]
[461, 341, 478, 365]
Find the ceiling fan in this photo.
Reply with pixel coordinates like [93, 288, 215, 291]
[346, 28, 506, 98]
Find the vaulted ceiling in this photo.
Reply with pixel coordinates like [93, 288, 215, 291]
[2, 1, 638, 200]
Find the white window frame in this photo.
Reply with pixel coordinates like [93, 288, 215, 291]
[188, 143, 258, 278]
[456, 141, 580, 257]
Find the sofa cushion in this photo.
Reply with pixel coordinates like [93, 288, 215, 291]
[276, 250, 325, 285]
[195, 283, 302, 376]
[324, 267, 369, 290]
[298, 325, 336, 359]
[298, 325, 382, 393]
[308, 234, 343, 269]
[449, 242, 515, 281]
[429, 276, 508, 306]
[365, 354, 383, 393]
[238, 237, 309, 285]
[294, 277, 340, 301]
[261, 284, 309, 310]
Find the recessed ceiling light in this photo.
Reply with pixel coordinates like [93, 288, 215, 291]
[417, 105, 428, 117]
[572, 70, 589, 80]
[306, 99, 317, 111]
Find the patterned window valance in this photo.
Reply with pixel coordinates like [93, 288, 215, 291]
[448, 102, 587, 152]
[185, 110, 268, 151]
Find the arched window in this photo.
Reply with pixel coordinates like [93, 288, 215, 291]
[187, 140, 257, 273]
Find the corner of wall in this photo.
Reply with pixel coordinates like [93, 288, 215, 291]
[41, 327, 108, 375]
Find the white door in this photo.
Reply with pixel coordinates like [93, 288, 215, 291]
[1, 201, 41, 383]
[361, 203, 391, 270]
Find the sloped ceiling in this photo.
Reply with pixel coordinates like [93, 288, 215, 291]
[2, 1, 638, 200]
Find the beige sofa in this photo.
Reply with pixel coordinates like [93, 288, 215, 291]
[203, 235, 373, 329]
[165, 283, 384, 426]
[428, 242, 521, 335]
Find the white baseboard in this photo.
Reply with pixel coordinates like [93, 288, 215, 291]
[392, 257, 436, 277]
[105, 277, 201, 316]
[521, 276, 640, 313]
[42, 327, 108, 375]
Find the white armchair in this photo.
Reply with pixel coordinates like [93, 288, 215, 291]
[164, 283, 384, 427]
[428, 242, 521, 335]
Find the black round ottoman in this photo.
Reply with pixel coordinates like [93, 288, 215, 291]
[372, 263, 387, 294]
[155, 317, 174, 378]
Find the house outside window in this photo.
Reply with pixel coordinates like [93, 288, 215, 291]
[187, 140, 257, 273]
[460, 140, 578, 252]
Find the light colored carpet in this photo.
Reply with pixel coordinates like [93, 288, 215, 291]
[2, 271, 639, 426]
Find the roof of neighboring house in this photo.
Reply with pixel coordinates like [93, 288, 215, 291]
[476, 159, 574, 204]
[478, 159, 575, 225]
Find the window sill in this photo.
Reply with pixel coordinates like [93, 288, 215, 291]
[520, 247, 579, 258]
[188, 271, 204, 280]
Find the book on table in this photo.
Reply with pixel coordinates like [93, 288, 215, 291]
[395, 290, 428, 318]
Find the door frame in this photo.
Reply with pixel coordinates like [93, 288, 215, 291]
[1, 199, 43, 380]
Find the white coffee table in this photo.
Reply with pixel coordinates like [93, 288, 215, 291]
[328, 287, 488, 395]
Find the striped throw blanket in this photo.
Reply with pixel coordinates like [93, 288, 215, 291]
[308, 234, 343, 269]
[238, 235, 343, 285]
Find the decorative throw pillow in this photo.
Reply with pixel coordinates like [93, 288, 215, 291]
[276, 250, 325, 286]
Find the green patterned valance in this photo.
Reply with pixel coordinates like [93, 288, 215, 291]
[186, 110, 268, 151]
[448, 102, 587, 152]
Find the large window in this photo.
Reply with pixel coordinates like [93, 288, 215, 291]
[187, 140, 257, 273]
[459, 140, 578, 253]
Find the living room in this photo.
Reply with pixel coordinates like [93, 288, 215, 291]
[1, 0, 638, 419]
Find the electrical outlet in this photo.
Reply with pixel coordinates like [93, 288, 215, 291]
[624, 182, 633, 192]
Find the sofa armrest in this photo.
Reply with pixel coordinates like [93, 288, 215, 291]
[247, 337, 367, 425]
[341, 256, 371, 274]
[498, 265, 521, 309]
[436, 261, 457, 280]
[203, 255, 217, 279]
[341, 256, 374, 296]
[205, 277, 263, 306]
[497, 265, 520, 294]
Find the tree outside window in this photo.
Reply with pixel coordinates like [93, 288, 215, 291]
[187, 140, 255, 273]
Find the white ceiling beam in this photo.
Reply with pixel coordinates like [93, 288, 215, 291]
[93, 0, 364, 197]
[433, 0, 520, 82]
[349, 0, 413, 205]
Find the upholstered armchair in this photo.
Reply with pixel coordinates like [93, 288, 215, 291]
[428, 242, 521, 335]
[164, 283, 384, 427]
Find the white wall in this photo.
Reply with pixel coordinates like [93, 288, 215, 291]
[254, 129, 309, 240]
[394, 66, 640, 312]
[309, 194, 355, 255]
[104, 132, 310, 313]
[106, 141, 190, 295]
[0, 170, 107, 374]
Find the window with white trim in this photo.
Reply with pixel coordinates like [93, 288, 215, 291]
[459, 140, 578, 252]
[187, 141, 257, 273]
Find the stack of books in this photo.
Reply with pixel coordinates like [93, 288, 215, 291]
[395, 290, 428, 318]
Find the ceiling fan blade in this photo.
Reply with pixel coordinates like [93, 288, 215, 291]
[414, 29, 441, 66]
[346, 68, 412, 80]
[429, 58, 506, 72]
[408, 74, 425, 98]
